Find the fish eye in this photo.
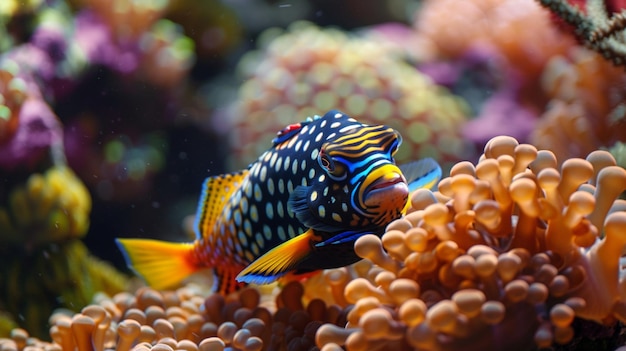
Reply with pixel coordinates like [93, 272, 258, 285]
[318, 149, 335, 172]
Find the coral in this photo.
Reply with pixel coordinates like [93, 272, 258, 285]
[531, 47, 626, 160]
[220, 21, 472, 171]
[0, 282, 345, 351]
[414, 0, 573, 80]
[411, 0, 577, 147]
[313, 136, 626, 350]
[0, 240, 128, 338]
[0, 42, 129, 340]
[0, 166, 91, 247]
[0, 63, 62, 171]
[536, 0, 626, 66]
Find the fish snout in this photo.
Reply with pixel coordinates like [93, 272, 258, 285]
[363, 166, 409, 208]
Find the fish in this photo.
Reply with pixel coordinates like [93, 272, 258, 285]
[116, 110, 441, 294]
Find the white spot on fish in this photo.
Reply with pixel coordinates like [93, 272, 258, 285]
[287, 179, 294, 193]
[250, 204, 259, 222]
[301, 160, 307, 171]
[332, 213, 342, 222]
[267, 178, 275, 196]
[288, 225, 296, 238]
[334, 112, 342, 118]
[240, 197, 249, 214]
[311, 148, 319, 160]
[244, 182, 253, 198]
[318, 205, 326, 217]
[259, 165, 267, 182]
[327, 132, 336, 140]
[303, 140, 310, 152]
[277, 226, 287, 241]
[309, 125, 316, 135]
[309, 168, 316, 179]
[284, 156, 291, 171]
[270, 152, 278, 168]
[340, 125, 359, 133]
[255, 233, 264, 248]
[234, 209, 242, 226]
[295, 140, 302, 152]
[277, 201, 284, 217]
[263, 225, 272, 240]
[265, 202, 274, 220]
[237, 230, 247, 246]
[315, 132, 323, 142]
[244, 219, 252, 236]
[254, 183, 262, 202]
[331, 121, 341, 129]
[251, 243, 259, 256]
[278, 179, 285, 194]
[342, 202, 348, 212]
[275, 156, 283, 172]
[310, 191, 318, 201]
[292, 159, 298, 174]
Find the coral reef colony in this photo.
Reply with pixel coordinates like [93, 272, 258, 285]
[1, 0, 626, 350]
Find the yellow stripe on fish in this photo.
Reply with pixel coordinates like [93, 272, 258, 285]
[116, 110, 442, 293]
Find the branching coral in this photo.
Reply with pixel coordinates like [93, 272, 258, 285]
[220, 21, 472, 170]
[313, 136, 626, 350]
[536, 0, 626, 65]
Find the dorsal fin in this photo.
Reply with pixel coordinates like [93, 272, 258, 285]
[272, 114, 322, 145]
[194, 170, 249, 240]
[399, 157, 442, 192]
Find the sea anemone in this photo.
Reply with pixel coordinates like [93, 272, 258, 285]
[219, 21, 472, 171]
[314, 135, 626, 350]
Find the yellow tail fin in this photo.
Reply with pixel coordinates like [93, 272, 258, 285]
[116, 238, 198, 290]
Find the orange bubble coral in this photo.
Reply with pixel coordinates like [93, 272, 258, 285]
[220, 21, 472, 170]
[532, 48, 626, 160]
[314, 136, 626, 350]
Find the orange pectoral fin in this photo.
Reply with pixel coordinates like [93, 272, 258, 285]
[235, 229, 319, 285]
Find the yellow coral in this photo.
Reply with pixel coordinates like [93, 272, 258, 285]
[0, 166, 91, 247]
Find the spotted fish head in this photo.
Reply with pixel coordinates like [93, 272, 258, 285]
[290, 114, 409, 231]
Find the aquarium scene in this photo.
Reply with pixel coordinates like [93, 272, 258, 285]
[2, 0, 626, 350]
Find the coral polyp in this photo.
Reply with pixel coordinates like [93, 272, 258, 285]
[222, 21, 472, 170]
[314, 136, 626, 350]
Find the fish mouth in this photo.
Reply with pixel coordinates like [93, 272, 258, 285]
[368, 172, 406, 192]
[364, 171, 409, 201]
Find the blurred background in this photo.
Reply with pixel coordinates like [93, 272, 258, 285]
[1, 0, 625, 338]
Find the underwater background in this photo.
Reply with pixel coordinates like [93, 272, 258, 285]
[2, 0, 626, 350]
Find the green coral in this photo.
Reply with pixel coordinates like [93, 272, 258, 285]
[0, 166, 91, 247]
[0, 239, 128, 338]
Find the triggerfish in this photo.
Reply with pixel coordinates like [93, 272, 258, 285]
[116, 110, 441, 294]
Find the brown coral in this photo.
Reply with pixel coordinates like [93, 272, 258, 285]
[314, 136, 626, 350]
